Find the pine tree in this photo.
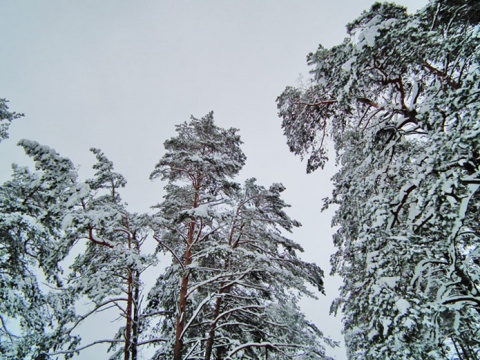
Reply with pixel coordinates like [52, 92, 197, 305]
[0, 140, 81, 359]
[0, 140, 155, 359]
[146, 112, 335, 359]
[147, 112, 246, 359]
[277, 1, 480, 358]
[65, 148, 156, 360]
[1, 110, 335, 359]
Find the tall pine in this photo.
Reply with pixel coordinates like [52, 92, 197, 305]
[147, 112, 335, 359]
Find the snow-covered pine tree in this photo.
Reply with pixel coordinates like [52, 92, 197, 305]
[64, 148, 156, 360]
[277, 1, 480, 358]
[146, 112, 335, 359]
[0, 139, 156, 359]
[1, 109, 335, 359]
[147, 112, 247, 359]
[0, 140, 81, 359]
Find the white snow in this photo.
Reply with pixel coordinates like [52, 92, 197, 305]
[395, 299, 410, 315]
[193, 204, 209, 217]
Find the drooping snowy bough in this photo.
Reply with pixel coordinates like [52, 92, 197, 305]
[277, 1, 480, 358]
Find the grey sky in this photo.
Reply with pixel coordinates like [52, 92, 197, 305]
[0, 1, 427, 358]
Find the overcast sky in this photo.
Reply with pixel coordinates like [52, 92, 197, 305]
[1, 1, 427, 358]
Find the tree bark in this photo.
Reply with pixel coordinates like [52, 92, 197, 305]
[173, 189, 199, 360]
[204, 295, 223, 360]
[131, 269, 140, 360]
[124, 228, 134, 360]
[205, 221, 240, 360]
[124, 268, 133, 360]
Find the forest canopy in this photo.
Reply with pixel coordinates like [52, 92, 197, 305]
[277, 0, 480, 358]
[0, 107, 335, 359]
[1, 0, 480, 359]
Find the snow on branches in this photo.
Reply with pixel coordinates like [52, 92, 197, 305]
[1, 110, 335, 359]
[147, 112, 335, 359]
[277, 1, 480, 358]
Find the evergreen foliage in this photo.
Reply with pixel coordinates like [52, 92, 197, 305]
[146, 113, 334, 359]
[0, 98, 22, 143]
[0, 140, 81, 358]
[277, 0, 480, 358]
[1, 109, 333, 359]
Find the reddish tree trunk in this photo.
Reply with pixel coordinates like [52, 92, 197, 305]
[173, 190, 199, 360]
[173, 246, 192, 360]
[204, 294, 222, 360]
[124, 228, 134, 360]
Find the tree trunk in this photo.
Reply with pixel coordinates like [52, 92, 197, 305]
[205, 218, 243, 360]
[124, 268, 133, 360]
[173, 189, 199, 360]
[173, 259, 191, 360]
[124, 228, 134, 360]
[204, 295, 223, 360]
[458, 338, 472, 360]
[205, 250, 237, 360]
[131, 270, 140, 360]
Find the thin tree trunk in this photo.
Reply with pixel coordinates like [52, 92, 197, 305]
[124, 228, 134, 360]
[131, 270, 140, 360]
[204, 295, 223, 360]
[205, 221, 240, 360]
[458, 339, 472, 360]
[124, 268, 133, 360]
[174, 189, 199, 360]
[205, 215, 245, 360]
[204, 259, 233, 360]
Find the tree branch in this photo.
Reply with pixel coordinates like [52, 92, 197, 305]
[153, 234, 185, 271]
[226, 342, 307, 359]
[45, 339, 125, 356]
[423, 62, 461, 89]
